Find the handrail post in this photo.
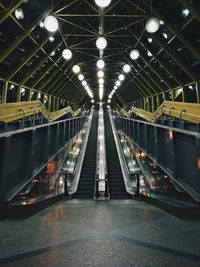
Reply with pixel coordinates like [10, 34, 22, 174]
[30, 106, 36, 126]
[169, 107, 175, 127]
[180, 109, 186, 130]
[161, 104, 166, 125]
[19, 108, 25, 129]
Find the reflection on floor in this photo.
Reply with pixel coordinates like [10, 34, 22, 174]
[0, 199, 200, 266]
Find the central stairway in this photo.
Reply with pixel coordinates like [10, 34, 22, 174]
[74, 111, 98, 199]
[104, 112, 132, 199]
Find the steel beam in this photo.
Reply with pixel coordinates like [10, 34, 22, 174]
[0, 8, 50, 63]
[153, 32, 197, 81]
[2, 81, 8, 104]
[143, 0, 200, 61]
[196, 81, 200, 104]
[140, 37, 184, 86]
[0, 0, 24, 24]
[19, 40, 63, 86]
[139, 50, 173, 89]
[177, 0, 200, 22]
[6, 34, 52, 81]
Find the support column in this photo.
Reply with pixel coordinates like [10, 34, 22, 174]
[16, 86, 21, 102]
[157, 93, 162, 107]
[2, 81, 8, 104]
[52, 97, 55, 112]
[48, 95, 51, 113]
[152, 95, 156, 112]
[196, 81, 200, 104]
[35, 91, 39, 100]
[171, 89, 175, 101]
[27, 89, 31, 101]
[41, 93, 45, 105]
[56, 98, 59, 111]
[182, 86, 189, 102]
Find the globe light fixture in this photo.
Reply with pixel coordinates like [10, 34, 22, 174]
[115, 80, 121, 87]
[91, 99, 94, 103]
[147, 38, 152, 43]
[39, 21, 44, 28]
[130, 49, 139, 60]
[73, 65, 80, 74]
[123, 64, 131, 73]
[99, 78, 104, 84]
[119, 74, 125, 81]
[98, 70, 104, 78]
[15, 8, 24, 20]
[82, 80, 87, 86]
[114, 86, 117, 90]
[49, 36, 55, 42]
[62, 49, 72, 60]
[44, 16, 59, 32]
[96, 37, 107, 50]
[163, 33, 168, 39]
[85, 85, 89, 90]
[78, 74, 84, 81]
[97, 59, 105, 69]
[147, 51, 152, 57]
[108, 99, 111, 103]
[146, 17, 160, 33]
[94, 0, 111, 8]
[181, 8, 190, 17]
[99, 83, 104, 88]
[50, 51, 55, 56]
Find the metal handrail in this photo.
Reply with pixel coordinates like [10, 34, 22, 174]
[125, 101, 200, 124]
[0, 100, 84, 123]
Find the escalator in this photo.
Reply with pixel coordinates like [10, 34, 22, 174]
[104, 112, 132, 199]
[74, 111, 98, 198]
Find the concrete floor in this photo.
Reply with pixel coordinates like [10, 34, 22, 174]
[0, 199, 200, 266]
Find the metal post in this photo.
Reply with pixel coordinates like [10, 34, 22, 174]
[2, 81, 8, 104]
[19, 108, 25, 129]
[180, 109, 186, 130]
[30, 107, 36, 126]
[196, 81, 200, 104]
[169, 107, 175, 127]
[16, 86, 21, 102]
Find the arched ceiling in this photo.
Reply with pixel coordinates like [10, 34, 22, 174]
[0, 0, 200, 109]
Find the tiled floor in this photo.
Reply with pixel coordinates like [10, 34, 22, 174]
[0, 199, 200, 266]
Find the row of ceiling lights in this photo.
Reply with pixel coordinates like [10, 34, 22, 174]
[13, 0, 190, 107]
[107, 64, 131, 104]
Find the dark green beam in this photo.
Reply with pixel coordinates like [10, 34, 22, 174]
[153, 32, 197, 81]
[131, 61, 160, 94]
[143, 0, 200, 61]
[139, 50, 173, 89]
[140, 37, 184, 86]
[0, 8, 50, 63]
[6, 34, 52, 81]
[20, 40, 63, 86]
[0, 0, 24, 24]
[177, 0, 200, 22]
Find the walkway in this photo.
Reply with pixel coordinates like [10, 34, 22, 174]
[0, 200, 200, 266]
